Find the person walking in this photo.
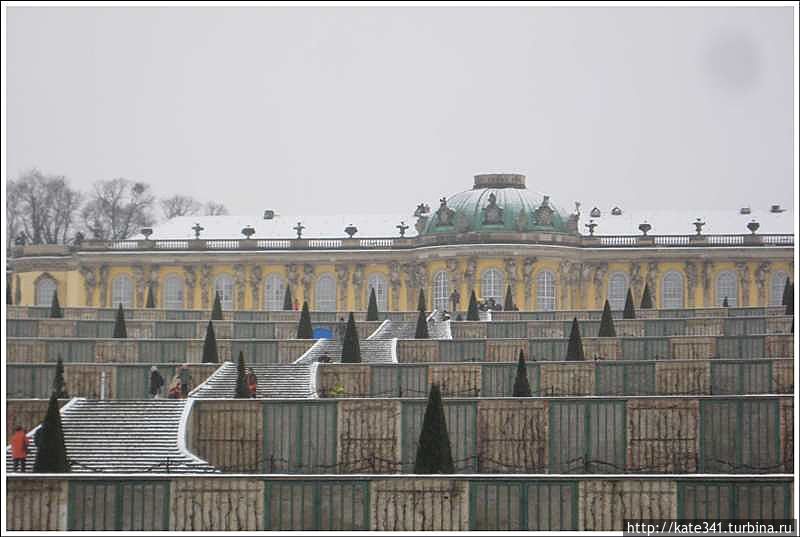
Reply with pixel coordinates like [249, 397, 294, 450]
[245, 368, 258, 398]
[179, 364, 192, 398]
[167, 376, 182, 399]
[10, 426, 29, 472]
[149, 366, 165, 399]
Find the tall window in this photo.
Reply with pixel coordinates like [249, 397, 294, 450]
[536, 270, 556, 311]
[661, 271, 684, 309]
[315, 274, 336, 311]
[214, 274, 235, 310]
[771, 271, 789, 306]
[367, 274, 388, 311]
[35, 277, 57, 306]
[432, 271, 449, 311]
[607, 272, 628, 310]
[716, 271, 738, 307]
[111, 275, 134, 308]
[264, 274, 286, 310]
[163, 275, 184, 310]
[481, 268, 504, 303]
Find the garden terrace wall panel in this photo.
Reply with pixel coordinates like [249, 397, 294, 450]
[337, 400, 401, 473]
[171, 478, 264, 531]
[476, 399, 548, 473]
[6, 479, 68, 531]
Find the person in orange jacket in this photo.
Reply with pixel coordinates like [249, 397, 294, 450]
[245, 368, 258, 398]
[10, 425, 30, 472]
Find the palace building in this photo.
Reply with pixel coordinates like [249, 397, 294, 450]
[8, 173, 794, 313]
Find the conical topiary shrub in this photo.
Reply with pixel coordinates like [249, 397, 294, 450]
[202, 321, 219, 363]
[623, 288, 636, 319]
[786, 282, 794, 316]
[113, 303, 127, 339]
[722, 296, 729, 308]
[33, 394, 69, 473]
[512, 350, 532, 397]
[466, 290, 480, 321]
[566, 317, 585, 361]
[53, 356, 68, 399]
[504, 285, 514, 311]
[413, 384, 454, 474]
[49, 291, 63, 318]
[366, 287, 379, 321]
[235, 351, 249, 398]
[417, 288, 427, 312]
[297, 301, 313, 339]
[640, 283, 654, 309]
[415, 308, 430, 339]
[341, 312, 362, 363]
[283, 286, 293, 311]
[145, 285, 156, 308]
[6, 278, 12, 305]
[211, 291, 223, 320]
[598, 300, 616, 337]
[782, 277, 791, 307]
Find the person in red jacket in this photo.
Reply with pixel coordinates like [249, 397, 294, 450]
[245, 368, 258, 398]
[10, 426, 29, 472]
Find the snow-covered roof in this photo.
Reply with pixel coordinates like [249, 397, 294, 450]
[140, 206, 794, 240]
[143, 214, 416, 240]
[578, 207, 794, 236]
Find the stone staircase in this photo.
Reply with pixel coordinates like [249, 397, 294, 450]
[189, 362, 314, 398]
[368, 311, 452, 340]
[294, 339, 396, 364]
[6, 399, 214, 473]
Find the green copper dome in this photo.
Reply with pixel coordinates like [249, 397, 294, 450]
[420, 174, 576, 235]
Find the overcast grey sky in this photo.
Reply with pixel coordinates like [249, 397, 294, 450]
[6, 6, 795, 217]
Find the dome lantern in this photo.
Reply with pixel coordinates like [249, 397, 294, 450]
[473, 174, 526, 190]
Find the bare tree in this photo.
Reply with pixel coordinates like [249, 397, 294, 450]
[160, 195, 202, 220]
[7, 169, 83, 245]
[82, 178, 155, 240]
[204, 202, 229, 216]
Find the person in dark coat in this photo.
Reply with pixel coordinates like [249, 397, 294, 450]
[149, 366, 165, 398]
[179, 364, 192, 398]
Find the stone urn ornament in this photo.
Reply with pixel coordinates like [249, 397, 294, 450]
[344, 224, 358, 238]
[396, 221, 409, 237]
[191, 223, 204, 239]
[241, 225, 255, 239]
[747, 220, 760, 235]
[693, 218, 705, 235]
[638, 222, 652, 236]
[140, 227, 153, 240]
[585, 220, 598, 236]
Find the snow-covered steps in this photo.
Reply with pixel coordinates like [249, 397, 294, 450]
[6, 399, 214, 474]
[294, 338, 396, 365]
[189, 362, 314, 399]
[367, 312, 451, 340]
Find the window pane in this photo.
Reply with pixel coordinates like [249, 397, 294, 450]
[481, 269, 504, 303]
[315, 275, 336, 312]
[608, 273, 628, 310]
[367, 274, 388, 311]
[163, 276, 184, 310]
[432, 271, 449, 311]
[265, 275, 286, 311]
[35, 278, 57, 306]
[662, 271, 684, 309]
[111, 275, 134, 309]
[536, 271, 556, 311]
[716, 271, 738, 307]
[214, 275, 235, 309]
[771, 271, 788, 306]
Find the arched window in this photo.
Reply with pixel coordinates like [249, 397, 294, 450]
[367, 274, 388, 312]
[35, 277, 58, 306]
[315, 274, 337, 312]
[163, 275, 184, 310]
[111, 275, 134, 309]
[771, 271, 789, 306]
[431, 271, 449, 311]
[661, 271, 684, 309]
[214, 274, 235, 310]
[716, 271, 738, 307]
[264, 274, 286, 311]
[481, 268, 504, 303]
[607, 272, 628, 310]
[536, 270, 556, 311]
